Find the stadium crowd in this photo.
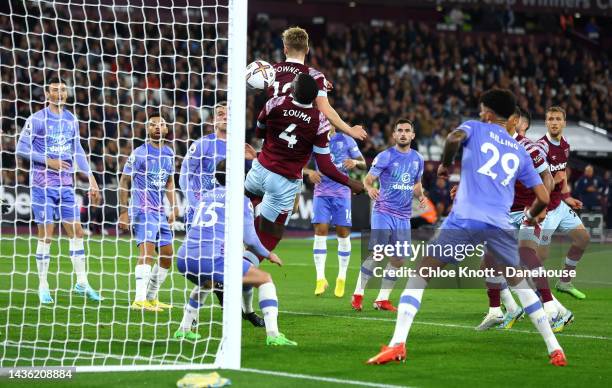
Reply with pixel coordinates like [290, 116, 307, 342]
[1, 8, 610, 224]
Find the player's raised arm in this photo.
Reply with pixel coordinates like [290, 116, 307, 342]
[316, 96, 366, 141]
[438, 127, 469, 179]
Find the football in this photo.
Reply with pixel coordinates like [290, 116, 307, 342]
[246, 60, 275, 90]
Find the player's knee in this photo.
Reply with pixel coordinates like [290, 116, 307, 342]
[573, 228, 590, 248]
[314, 224, 328, 236]
[260, 271, 273, 285]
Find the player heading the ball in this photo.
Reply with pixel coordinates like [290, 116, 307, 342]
[269, 26, 367, 141]
[246, 73, 365, 261]
[16, 76, 102, 304]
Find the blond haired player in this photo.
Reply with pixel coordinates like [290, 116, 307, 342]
[266, 26, 367, 141]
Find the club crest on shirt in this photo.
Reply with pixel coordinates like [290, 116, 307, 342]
[401, 173, 411, 183]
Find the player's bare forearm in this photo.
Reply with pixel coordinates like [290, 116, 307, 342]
[363, 174, 377, 191]
[440, 130, 466, 167]
[529, 184, 550, 217]
[354, 156, 366, 170]
[317, 97, 350, 133]
[166, 177, 179, 216]
[540, 169, 554, 194]
[414, 182, 425, 201]
[118, 174, 131, 214]
[561, 173, 571, 195]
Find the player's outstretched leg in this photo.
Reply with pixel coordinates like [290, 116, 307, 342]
[36, 224, 54, 304]
[174, 285, 209, 341]
[64, 221, 102, 302]
[556, 227, 589, 300]
[367, 274, 428, 364]
[313, 234, 328, 296]
[146, 243, 173, 309]
[335, 228, 352, 298]
[510, 278, 567, 366]
[244, 266, 297, 346]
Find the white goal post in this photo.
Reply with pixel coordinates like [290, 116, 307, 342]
[0, 0, 247, 371]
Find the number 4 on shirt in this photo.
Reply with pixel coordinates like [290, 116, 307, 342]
[279, 123, 298, 148]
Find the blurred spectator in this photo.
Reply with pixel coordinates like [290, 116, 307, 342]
[585, 17, 600, 40]
[604, 170, 612, 228]
[574, 165, 604, 211]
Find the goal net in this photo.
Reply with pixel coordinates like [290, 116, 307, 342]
[0, 0, 246, 371]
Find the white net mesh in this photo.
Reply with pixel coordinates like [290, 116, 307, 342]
[0, 0, 244, 369]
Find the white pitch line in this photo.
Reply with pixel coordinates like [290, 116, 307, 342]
[281, 310, 612, 341]
[1, 342, 412, 387]
[239, 368, 412, 388]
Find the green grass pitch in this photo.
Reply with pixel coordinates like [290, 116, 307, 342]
[1, 235, 611, 387]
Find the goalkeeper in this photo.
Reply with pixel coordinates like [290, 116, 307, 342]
[175, 160, 297, 346]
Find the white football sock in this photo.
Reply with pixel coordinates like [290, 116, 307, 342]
[313, 235, 327, 280]
[353, 256, 376, 296]
[376, 262, 398, 302]
[390, 276, 427, 346]
[179, 286, 210, 331]
[69, 238, 88, 286]
[552, 294, 568, 316]
[543, 300, 559, 321]
[488, 306, 504, 316]
[258, 282, 279, 337]
[146, 264, 169, 301]
[513, 280, 561, 354]
[337, 236, 351, 280]
[134, 264, 151, 302]
[36, 241, 51, 290]
[242, 287, 254, 314]
[500, 287, 520, 313]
